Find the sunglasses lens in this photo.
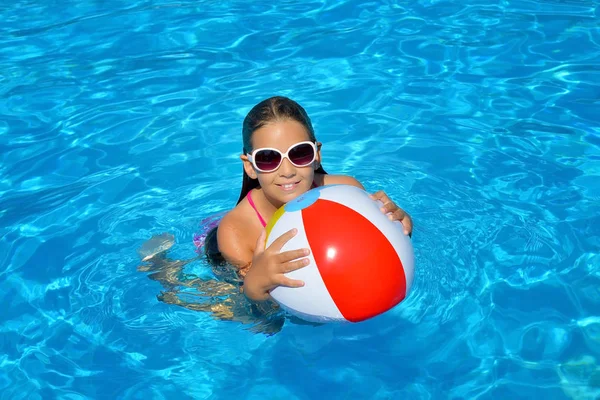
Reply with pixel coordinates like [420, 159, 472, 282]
[254, 149, 282, 171]
[289, 143, 315, 166]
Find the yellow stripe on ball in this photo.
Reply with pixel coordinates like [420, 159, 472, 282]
[265, 205, 286, 245]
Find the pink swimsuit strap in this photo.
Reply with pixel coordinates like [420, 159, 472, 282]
[247, 189, 267, 227]
[247, 181, 318, 227]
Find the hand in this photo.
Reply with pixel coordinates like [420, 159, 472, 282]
[243, 228, 311, 302]
[370, 190, 413, 237]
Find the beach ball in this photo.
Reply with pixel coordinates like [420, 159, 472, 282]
[264, 184, 415, 323]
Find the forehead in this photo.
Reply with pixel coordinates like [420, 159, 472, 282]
[251, 120, 311, 151]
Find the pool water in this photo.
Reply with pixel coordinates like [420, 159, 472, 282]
[1, 0, 599, 398]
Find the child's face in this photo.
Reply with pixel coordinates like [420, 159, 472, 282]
[243, 119, 321, 206]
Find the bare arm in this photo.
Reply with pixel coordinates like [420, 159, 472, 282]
[217, 212, 309, 302]
[216, 214, 254, 276]
[323, 174, 366, 190]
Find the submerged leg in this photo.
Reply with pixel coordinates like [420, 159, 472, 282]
[157, 282, 285, 335]
[137, 232, 285, 335]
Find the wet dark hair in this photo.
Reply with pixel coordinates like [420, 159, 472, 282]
[236, 96, 327, 204]
[204, 96, 327, 266]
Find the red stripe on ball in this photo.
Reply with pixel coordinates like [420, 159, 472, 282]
[302, 199, 407, 322]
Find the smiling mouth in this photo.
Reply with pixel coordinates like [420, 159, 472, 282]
[277, 181, 300, 191]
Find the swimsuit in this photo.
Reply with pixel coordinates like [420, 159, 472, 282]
[247, 182, 318, 227]
[247, 190, 268, 227]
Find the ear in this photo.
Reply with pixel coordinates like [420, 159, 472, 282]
[240, 154, 258, 179]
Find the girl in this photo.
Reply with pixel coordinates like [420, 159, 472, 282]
[204, 96, 413, 302]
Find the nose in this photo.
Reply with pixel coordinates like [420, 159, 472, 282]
[278, 157, 296, 177]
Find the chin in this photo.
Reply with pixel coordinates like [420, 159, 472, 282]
[270, 181, 311, 204]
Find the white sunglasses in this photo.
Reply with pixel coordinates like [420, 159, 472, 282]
[246, 141, 317, 173]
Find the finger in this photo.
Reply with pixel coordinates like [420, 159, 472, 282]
[276, 275, 305, 288]
[268, 228, 298, 252]
[381, 201, 399, 214]
[369, 190, 386, 201]
[387, 207, 406, 220]
[277, 247, 310, 263]
[372, 191, 392, 211]
[390, 210, 412, 234]
[402, 213, 413, 236]
[255, 228, 267, 254]
[281, 257, 311, 273]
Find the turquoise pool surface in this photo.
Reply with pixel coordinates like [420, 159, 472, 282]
[1, 0, 599, 399]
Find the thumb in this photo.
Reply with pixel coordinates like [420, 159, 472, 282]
[255, 228, 267, 254]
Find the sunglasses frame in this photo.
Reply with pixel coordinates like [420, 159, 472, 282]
[246, 140, 318, 173]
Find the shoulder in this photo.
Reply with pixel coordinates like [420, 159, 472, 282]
[216, 205, 255, 267]
[320, 173, 366, 190]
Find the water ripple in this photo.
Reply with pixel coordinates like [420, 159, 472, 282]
[1, 0, 600, 398]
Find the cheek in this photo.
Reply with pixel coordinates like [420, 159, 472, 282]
[256, 171, 276, 183]
[300, 167, 316, 181]
[307, 163, 318, 174]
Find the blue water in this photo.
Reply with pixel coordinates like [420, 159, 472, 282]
[1, 0, 599, 398]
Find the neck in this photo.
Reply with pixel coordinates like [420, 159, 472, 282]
[253, 187, 283, 218]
